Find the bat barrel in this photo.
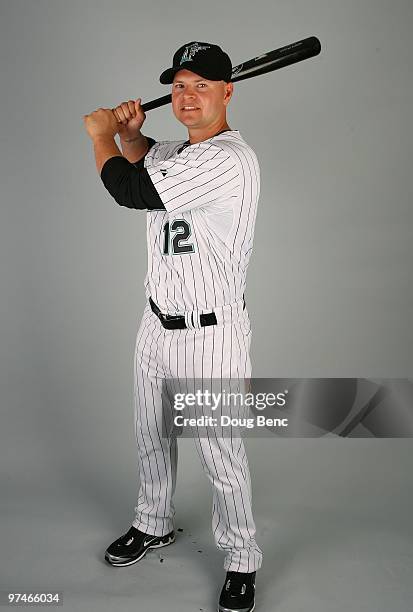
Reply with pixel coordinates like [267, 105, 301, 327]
[230, 36, 321, 83]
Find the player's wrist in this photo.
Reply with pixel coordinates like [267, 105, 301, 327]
[120, 132, 144, 143]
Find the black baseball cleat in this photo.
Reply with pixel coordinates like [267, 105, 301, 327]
[104, 525, 175, 567]
[218, 570, 256, 612]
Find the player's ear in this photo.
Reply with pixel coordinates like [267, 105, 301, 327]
[223, 81, 233, 105]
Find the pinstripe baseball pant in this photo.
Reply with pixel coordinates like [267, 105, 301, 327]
[131, 298, 263, 573]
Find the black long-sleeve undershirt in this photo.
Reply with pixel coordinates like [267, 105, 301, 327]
[99, 136, 166, 210]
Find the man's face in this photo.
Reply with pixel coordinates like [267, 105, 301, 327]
[171, 69, 233, 128]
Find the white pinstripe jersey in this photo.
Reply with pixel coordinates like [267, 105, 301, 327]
[143, 130, 260, 314]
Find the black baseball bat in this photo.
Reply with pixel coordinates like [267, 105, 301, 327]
[139, 36, 321, 112]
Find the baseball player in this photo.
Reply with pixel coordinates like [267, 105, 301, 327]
[83, 41, 262, 612]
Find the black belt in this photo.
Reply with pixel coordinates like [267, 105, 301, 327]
[149, 296, 245, 330]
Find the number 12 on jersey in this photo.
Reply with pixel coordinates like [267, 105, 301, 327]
[162, 220, 195, 255]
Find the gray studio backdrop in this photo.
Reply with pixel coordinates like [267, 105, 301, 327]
[1, 1, 412, 611]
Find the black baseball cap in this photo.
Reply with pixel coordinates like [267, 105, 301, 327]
[159, 41, 232, 84]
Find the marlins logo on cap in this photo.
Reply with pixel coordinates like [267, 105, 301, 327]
[179, 43, 211, 64]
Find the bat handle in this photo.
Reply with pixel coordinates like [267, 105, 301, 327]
[111, 92, 172, 123]
[141, 93, 172, 112]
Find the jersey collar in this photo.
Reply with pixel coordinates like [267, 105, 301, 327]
[182, 128, 236, 147]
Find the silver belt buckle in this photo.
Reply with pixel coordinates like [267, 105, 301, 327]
[165, 313, 180, 322]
